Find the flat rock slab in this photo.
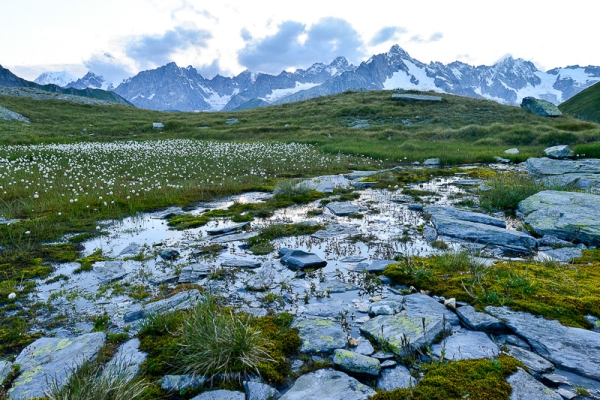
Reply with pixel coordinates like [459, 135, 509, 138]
[506, 345, 554, 374]
[354, 259, 395, 272]
[243, 381, 280, 400]
[486, 306, 600, 380]
[403, 293, 460, 326]
[279, 248, 327, 270]
[206, 221, 250, 235]
[538, 247, 582, 262]
[104, 338, 146, 382]
[326, 202, 368, 216]
[360, 315, 449, 357]
[178, 263, 211, 283]
[191, 390, 245, 400]
[311, 224, 360, 239]
[527, 157, 600, 176]
[521, 97, 562, 117]
[280, 368, 376, 400]
[377, 365, 416, 391]
[431, 214, 536, 254]
[220, 259, 261, 269]
[432, 330, 499, 360]
[507, 368, 561, 400]
[296, 297, 350, 318]
[424, 205, 506, 228]
[392, 94, 443, 102]
[291, 317, 347, 353]
[143, 289, 202, 316]
[333, 349, 381, 376]
[456, 305, 505, 332]
[210, 231, 258, 243]
[93, 261, 128, 283]
[9, 332, 106, 399]
[519, 190, 600, 246]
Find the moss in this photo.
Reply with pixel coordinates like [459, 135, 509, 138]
[372, 355, 523, 400]
[37, 243, 81, 263]
[74, 249, 105, 274]
[247, 223, 325, 254]
[167, 214, 210, 230]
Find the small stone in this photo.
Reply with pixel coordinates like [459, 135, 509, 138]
[8, 292, 16, 300]
[152, 122, 164, 130]
[443, 298, 456, 310]
[348, 337, 358, 347]
[505, 148, 519, 154]
[158, 248, 180, 260]
[423, 158, 441, 166]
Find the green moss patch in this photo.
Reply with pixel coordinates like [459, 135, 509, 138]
[74, 249, 105, 274]
[247, 223, 325, 254]
[167, 214, 211, 230]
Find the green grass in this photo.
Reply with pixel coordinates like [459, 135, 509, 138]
[247, 222, 325, 254]
[560, 81, 600, 124]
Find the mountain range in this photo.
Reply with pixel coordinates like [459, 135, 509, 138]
[28, 45, 600, 112]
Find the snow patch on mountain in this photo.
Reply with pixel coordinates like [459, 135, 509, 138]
[263, 82, 320, 102]
[34, 71, 77, 87]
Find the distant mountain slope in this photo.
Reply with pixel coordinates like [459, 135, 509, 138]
[559, 81, 600, 123]
[34, 71, 77, 87]
[0, 65, 132, 106]
[66, 72, 114, 91]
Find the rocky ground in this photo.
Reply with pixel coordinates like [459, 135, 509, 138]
[3, 146, 600, 399]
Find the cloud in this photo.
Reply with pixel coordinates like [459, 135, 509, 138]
[83, 53, 134, 86]
[410, 32, 444, 43]
[238, 18, 365, 74]
[126, 27, 212, 69]
[429, 32, 444, 42]
[196, 59, 222, 79]
[369, 26, 407, 46]
[240, 28, 253, 42]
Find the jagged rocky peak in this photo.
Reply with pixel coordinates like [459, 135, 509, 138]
[67, 72, 113, 91]
[387, 44, 412, 59]
[34, 71, 77, 87]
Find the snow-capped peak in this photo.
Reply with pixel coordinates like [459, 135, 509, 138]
[34, 71, 77, 87]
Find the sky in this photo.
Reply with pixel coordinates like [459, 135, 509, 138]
[2, 0, 598, 85]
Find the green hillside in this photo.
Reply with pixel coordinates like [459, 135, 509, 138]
[560, 81, 600, 123]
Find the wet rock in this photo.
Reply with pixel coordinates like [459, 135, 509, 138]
[0, 361, 12, 384]
[456, 305, 505, 332]
[353, 181, 377, 189]
[506, 345, 554, 375]
[246, 262, 282, 291]
[424, 205, 506, 228]
[333, 349, 381, 376]
[296, 297, 350, 318]
[518, 190, 600, 247]
[360, 315, 450, 357]
[521, 97, 563, 117]
[505, 148, 519, 154]
[430, 214, 536, 254]
[291, 317, 347, 353]
[381, 360, 397, 368]
[586, 315, 600, 333]
[123, 303, 145, 322]
[392, 94, 442, 102]
[152, 122, 164, 130]
[161, 374, 206, 391]
[119, 242, 141, 256]
[347, 171, 379, 180]
[432, 330, 499, 360]
[423, 226, 438, 242]
[538, 247, 582, 262]
[423, 158, 441, 166]
[507, 368, 561, 399]
[452, 179, 484, 187]
[158, 248, 180, 260]
[320, 280, 359, 293]
[316, 181, 335, 193]
[93, 261, 128, 283]
[341, 255, 368, 262]
[244, 381, 280, 400]
[207, 221, 250, 235]
[311, 224, 360, 239]
[326, 201, 368, 216]
[220, 259, 261, 269]
[354, 259, 396, 273]
[144, 289, 202, 316]
[486, 306, 600, 380]
[352, 337, 375, 355]
[495, 334, 531, 350]
[368, 300, 404, 317]
[104, 338, 146, 382]
[403, 293, 460, 326]
[408, 203, 423, 211]
[178, 263, 211, 283]
[390, 194, 413, 203]
[279, 368, 376, 400]
[8, 332, 106, 399]
[210, 231, 258, 243]
[279, 248, 327, 270]
[377, 365, 416, 391]
[191, 390, 245, 400]
[545, 145, 574, 159]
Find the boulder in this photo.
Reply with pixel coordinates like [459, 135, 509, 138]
[544, 145, 574, 159]
[158, 248, 180, 260]
[431, 330, 499, 360]
[8, 332, 106, 399]
[507, 368, 561, 400]
[279, 248, 327, 270]
[423, 158, 441, 166]
[191, 390, 245, 400]
[244, 381, 280, 400]
[280, 369, 376, 400]
[291, 317, 347, 353]
[505, 148, 520, 154]
[377, 365, 416, 391]
[368, 300, 404, 317]
[518, 190, 600, 246]
[456, 305, 505, 332]
[332, 349, 381, 376]
[326, 202, 368, 216]
[161, 375, 206, 391]
[520, 97, 562, 117]
[486, 306, 600, 380]
[424, 206, 506, 228]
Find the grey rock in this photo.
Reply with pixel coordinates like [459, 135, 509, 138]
[555, 388, 577, 400]
[518, 190, 600, 247]
[207, 221, 249, 235]
[506, 345, 554, 374]
[408, 203, 423, 211]
[392, 94, 442, 102]
[246, 261, 282, 291]
[369, 300, 404, 317]
[423, 158, 441, 165]
[586, 315, 600, 333]
[424, 205, 506, 228]
[178, 263, 211, 283]
[0, 217, 20, 225]
[333, 349, 381, 376]
[494, 156, 511, 163]
[340, 255, 368, 262]
[495, 334, 531, 350]
[545, 145, 574, 159]
[390, 194, 413, 203]
[279, 248, 327, 270]
[432, 330, 499, 360]
[353, 181, 377, 189]
[104, 338, 146, 382]
[8, 332, 106, 399]
[486, 306, 600, 380]
[403, 293, 460, 326]
[352, 338, 375, 355]
[280, 368, 376, 400]
[296, 297, 349, 318]
[360, 315, 450, 357]
[320, 280, 359, 293]
[537, 235, 575, 248]
[326, 201, 368, 216]
[316, 181, 335, 193]
[311, 224, 360, 239]
[423, 226, 438, 242]
[123, 303, 145, 323]
[452, 179, 484, 187]
[354, 259, 395, 273]
[371, 351, 396, 360]
[221, 259, 262, 269]
[152, 122, 164, 129]
[542, 373, 570, 386]
[210, 231, 258, 243]
[505, 148, 520, 154]
[161, 374, 206, 391]
[380, 360, 397, 368]
[93, 261, 128, 283]
[0, 105, 30, 123]
[526, 157, 600, 176]
[507, 368, 561, 400]
[0, 360, 12, 384]
[291, 317, 347, 353]
[347, 171, 379, 180]
[244, 381, 280, 400]
[225, 118, 239, 125]
[144, 289, 202, 316]
[456, 305, 505, 332]
[521, 97, 563, 117]
[431, 214, 536, 254]
[191, 390, 245, 400]
[119, 242, 141, 256]
[158, 248, 180, 260]
[538, 247, 582, 262]
[377, 365, 416, 391]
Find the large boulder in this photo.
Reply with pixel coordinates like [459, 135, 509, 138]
[544, 145, 574, 159]
[8, 332, 106, 399]
[333, 349, 381, 376]
[518, 190, 600, 246]
[521, 97, 562, 117]
[279, 248, 327, 270]
[424, 206, 506, 228]
[191, 390, 245, 400]
[525, 157, 600, 190]
[486, 306, 600, 380]
[280, 369, 376, 400]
